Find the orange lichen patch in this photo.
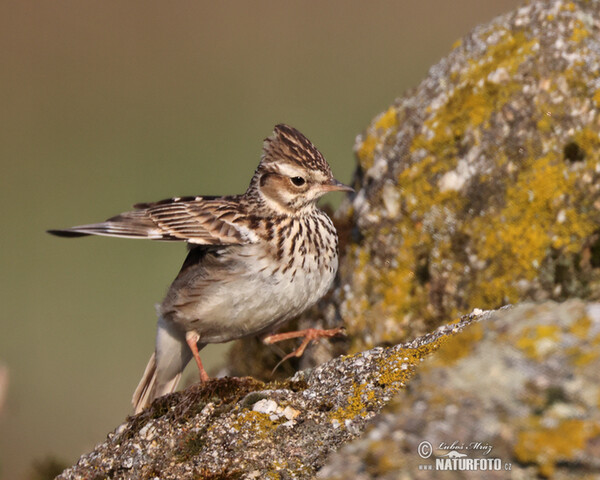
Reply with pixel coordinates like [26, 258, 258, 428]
[514, 418, 600, 477]
[515, 324, 561, 360]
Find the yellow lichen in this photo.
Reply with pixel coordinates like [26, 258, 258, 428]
[514, 418, 600, 477]
[573, 127, 600, 162]
[516, 324, 561, 360]
[467, 151, 596, 307]
[412, 31, 535, 158]
[357, 106, 398, 170]
[568, 347, 600, 367]
[231, 410, 276, 436]
[566, 326, 600, 367]
[570, 20, 589, 43]
[330, 340, 445, 426]
[569, 314, 591, 339]
[593, 89, 600, 108]
[329, 381, 374, 424]
[430, 323, 484, 366]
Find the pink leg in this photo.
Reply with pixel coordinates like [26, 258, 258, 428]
[263, 327, 346, 369]
[186, 331, 210, 382]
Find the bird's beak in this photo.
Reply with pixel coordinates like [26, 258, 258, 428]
[320, 178, 354, 193]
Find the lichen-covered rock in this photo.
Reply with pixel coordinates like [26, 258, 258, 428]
[317, 299, 600, 479]
[328, 0, 600, 355]
[58, 315, 476, 480]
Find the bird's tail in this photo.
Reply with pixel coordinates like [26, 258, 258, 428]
[132, 317, 196, 414]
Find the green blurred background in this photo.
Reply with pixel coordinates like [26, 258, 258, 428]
[1, 1, 521, 478]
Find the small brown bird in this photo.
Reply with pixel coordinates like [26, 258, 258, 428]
[49, 124, 352, 413]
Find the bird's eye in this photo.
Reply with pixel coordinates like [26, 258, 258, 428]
[291, 176, 306, 186]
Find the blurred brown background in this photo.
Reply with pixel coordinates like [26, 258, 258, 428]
[0, 1, 521, 478]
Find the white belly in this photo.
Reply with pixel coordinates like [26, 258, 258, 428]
[163, 225, 339, 343]
[220, 248, 336, 338]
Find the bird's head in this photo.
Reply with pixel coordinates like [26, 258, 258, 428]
[248, 124, 353, 214]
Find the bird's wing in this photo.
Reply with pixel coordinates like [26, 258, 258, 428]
[48, 195, 257, 245]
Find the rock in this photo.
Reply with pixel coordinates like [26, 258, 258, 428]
[60, 300, 600, 478]
[334, 0, 600, 353]
[317, 299, 600, 479]
[57, 312, 480, 480]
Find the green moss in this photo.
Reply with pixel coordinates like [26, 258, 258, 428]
[176, 431, 207, 461]
[125, 377, 267, 440]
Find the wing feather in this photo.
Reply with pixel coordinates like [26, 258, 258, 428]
[48, 195, 256, 246]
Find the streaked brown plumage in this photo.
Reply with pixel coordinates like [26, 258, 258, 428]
[49, 124, 352, 413]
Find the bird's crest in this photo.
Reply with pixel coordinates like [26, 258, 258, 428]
[261, 124, 333, 177]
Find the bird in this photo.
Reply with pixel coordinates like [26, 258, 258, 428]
[49, 124, 353, 414]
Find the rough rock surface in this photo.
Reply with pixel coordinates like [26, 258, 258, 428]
[58, 313, 478, 479]
[331, 0, 600, 353]
[317, 300, 600, 479]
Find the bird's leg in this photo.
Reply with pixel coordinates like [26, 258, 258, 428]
[185, 331, 210, 382]
[263, 327, 346, 372]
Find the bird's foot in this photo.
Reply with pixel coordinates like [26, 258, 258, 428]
[263, 326, 346, 374]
